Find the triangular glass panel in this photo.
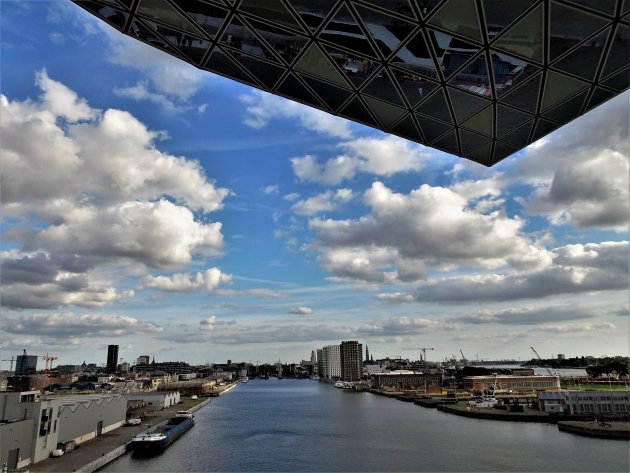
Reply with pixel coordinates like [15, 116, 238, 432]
[276, 74, 324, 109]
[299, 74, 353, 113]
[143, 20, 210, 65]
[432, 129, 460, 155]
[448, 87, 493, 124]
[499, 120, 533, 148]
[441, 36, 484, 79]
[493, 142, 516, 164]
[549, 1, 608, 61]
[339, 97, 380, 129]
[461, 105, 493, 136]
[392, 69, 439, 108]
[391, 114, 421, 142]
[361, 0, 417, 20]
[242, 17, 310, 66]
[391, 30, 440, 79]
[584, 87, 616, 113]
[177, 2, 230, 38]
[115, 0, 133, 9]
[542, 90, 588, 122]
[428, 0, 482, 42]
[541, 70, 590, 111]
[467, 141, 494, 166]
[204, 47, 258, 87]
[354, 5, 416, 59]
[320, 4, 378, 59]
[417, 0, 447, 19]
[363, 96, 407, 129]
[129, 19, 172, 53]
[295, 44, 349, 87]
[460, 129, 492, 154]
[492, 3, 544, 62]
[482, 0, 537, 39]
[552, 28, 610, 81]
[498, 72, 542, 113]
[531, 118, 560, 142]
[416, 89, 453, 123]
[602, 24, 630, 78]
[601, 67, 630, 92]
[239, 0, 306, 33]
[567, 0, 617, 16]
[224, 50, 285, 89]
[489, 50, 540, 97]
[448, 51, 492, 97]
[361, 69, 405, 107]
[219, 16, 282, 65]
[496, 104, 533, 137]
[79, 2, 128, 29]
[137, 0, 202, 36]
[320, 44, 380, 89]
[285, 0, 329, 33]
[415, 114, 453, 143]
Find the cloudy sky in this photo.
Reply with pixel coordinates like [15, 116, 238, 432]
[0, 2, 628, 367]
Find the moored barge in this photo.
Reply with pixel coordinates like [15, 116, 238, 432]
[130, 412, 194, 452]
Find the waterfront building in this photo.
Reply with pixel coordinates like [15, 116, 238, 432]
[371, 372, 443, 394]
[106, 345, 119, 374]
[537, 391, 630, 417]
[74, 0, 629, 167]
[321, 345, 341, 380]
[124, 391, 181, 411]
[340, 341, 363, 381]
[158, 378, 216, 396]
[464, 375, 561, 393]
[14, 350, 38, 376]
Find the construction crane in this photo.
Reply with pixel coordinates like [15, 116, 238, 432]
[459, 348, 467, 362]
[1, 356, 16, 372]
[404, 347, 434, 362]
[530, 346, 554, 376]
[37, 353, 58, 374]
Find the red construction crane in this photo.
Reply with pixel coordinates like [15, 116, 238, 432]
[37, 353, 58, 374]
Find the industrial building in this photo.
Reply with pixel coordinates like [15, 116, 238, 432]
[464, 375, 561, 393]
[123, 391, 181, 411]
[537, 390, 630, 417]
[73, 0, 629, 166]
[371, 371, 443, 394]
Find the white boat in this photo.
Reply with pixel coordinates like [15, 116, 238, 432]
[469, 395, 499, 408]
[241, 376, 249, 383]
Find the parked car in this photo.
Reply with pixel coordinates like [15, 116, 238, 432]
[126, 418, 142, 426]
[51, 448, 64, 457]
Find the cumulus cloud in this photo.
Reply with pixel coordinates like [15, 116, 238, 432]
[308, 181, 551, 283]
[0, 251, 134, 309]
[376, 241, 628, 303]
[261, 185, 279, 195]
[288, 306, 313, 315]
[291, 189, 353, 215]
[240, 90, 352, 138]
[291, 136, 426, 185]
[0, 313, 162, 339]
[144, 268, 232, 292]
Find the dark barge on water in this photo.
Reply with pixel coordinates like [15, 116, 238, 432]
[130, 411, 194, 453]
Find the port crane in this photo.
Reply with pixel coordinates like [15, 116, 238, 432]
[530, 346, 554, 376]
[404, 347, 434, 362]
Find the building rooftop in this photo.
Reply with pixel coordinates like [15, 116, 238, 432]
[73, 0, 629, 166]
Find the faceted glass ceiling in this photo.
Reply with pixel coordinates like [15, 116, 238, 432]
[73, 0, 629, 166]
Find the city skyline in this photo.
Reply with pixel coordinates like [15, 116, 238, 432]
[0, 1, 628, 366]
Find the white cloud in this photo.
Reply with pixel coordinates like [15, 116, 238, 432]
[144, 268, 232, 292]
[261, 185, 279, 195]
[291, 136, 426, 185]
[240, 91, 352, 138]
[35, 69, 97, 122]
[308, 181, 551, 283]
[0, 313, 162, 338]
[292, 189, 354, 215]
[289, 306, 313, 315]
[283, 193, 300, 202]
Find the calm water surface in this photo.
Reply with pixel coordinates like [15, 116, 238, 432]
[102, 379, 629, 472]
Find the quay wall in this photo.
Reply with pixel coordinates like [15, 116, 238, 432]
[75, 444, 128, 473]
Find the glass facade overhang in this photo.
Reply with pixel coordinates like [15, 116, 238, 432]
[72, 0, 629, 166]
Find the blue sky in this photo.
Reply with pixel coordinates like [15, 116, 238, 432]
[1, 1, 628, 367]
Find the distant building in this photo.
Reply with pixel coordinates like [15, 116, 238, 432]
[371, 372, 443, 394]
[321, 345, 341, 380]
[365, 345, 370, 364]
[124, 391, 180, 411]
[464, 375, 561, 393]
[106, 345, 119, 373]
[316, 349, 323, 378]
[340, 341, 363, 381]
[537, 391, 630, 417]
[557, 354, 566, 360]
[136, 355, 150, 365]
[15, 350, 38, 375]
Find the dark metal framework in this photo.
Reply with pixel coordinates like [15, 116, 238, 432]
[72, 0, 629, 166]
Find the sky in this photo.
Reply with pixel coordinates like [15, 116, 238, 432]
[0, 1, 628, 367]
